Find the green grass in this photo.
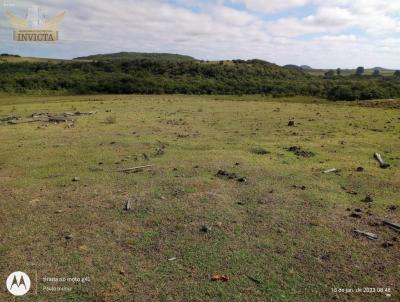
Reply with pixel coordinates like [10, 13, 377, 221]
[0, 95, 399, 301]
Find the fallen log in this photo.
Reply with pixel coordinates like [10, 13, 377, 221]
[63, 111, 97, 117]
[323, 168, 337, 174]
[116, 165, 153, 173]
[75, 111, 97, 116]
[31, 112, 50, 118]
[383, 220, 400, 232]
[48, 116, 74, 123]
[374, 153, 390, 169]
[8, 118, 46, 125]
[0, 115, 21, 122]
[353, 229, 378, 240]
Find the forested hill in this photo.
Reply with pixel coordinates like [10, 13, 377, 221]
[0, 57, 399, 101]
[74, 52, 197, 62]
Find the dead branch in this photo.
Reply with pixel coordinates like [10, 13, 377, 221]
[115, 165, 153, 173]
[383, 220, 400, 232]
[353, 229, 378, 240]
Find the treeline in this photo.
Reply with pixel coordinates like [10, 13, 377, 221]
[0, 59, 399, 100]
[74, 52, 196, 62]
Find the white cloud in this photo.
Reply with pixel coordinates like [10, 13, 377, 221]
[0, 0, 399, 68]
[229, 0, 311, 13]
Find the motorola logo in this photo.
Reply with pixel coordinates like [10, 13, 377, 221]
[6, 272, 31, 296]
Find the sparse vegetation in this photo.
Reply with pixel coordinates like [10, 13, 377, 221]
[0, 94, 399, 301]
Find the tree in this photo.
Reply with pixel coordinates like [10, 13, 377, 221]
[372, 69, 381, 77]
[327, 85, 355, 101]
[336, 68, 341, 76]
[394, 70, 400, 78]
[324, 70, 335, 78]
[356, 66, 365, 76]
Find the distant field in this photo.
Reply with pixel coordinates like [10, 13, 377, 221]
[306, 69, 395, 76]
[0, 95, 399, 301]
[0, 56, 67, 63]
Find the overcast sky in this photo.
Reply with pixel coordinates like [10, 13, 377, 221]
[0, 0, 399, 68]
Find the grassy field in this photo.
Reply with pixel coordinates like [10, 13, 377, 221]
[305, 69, 395, 77]
[0, 95, 399, 301]
[0, 56, 68, 64]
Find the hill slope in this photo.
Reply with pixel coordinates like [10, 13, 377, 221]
[0, 56, 399, 100]
[74, 52, 197, 62]
[0, 54, 66, 64]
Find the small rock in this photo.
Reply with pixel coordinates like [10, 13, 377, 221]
[72, 177, 80, 182]
[350, 213, 362, 219]
[356, 167, 364, 172]
[288, 121, 295, 127]
[65, 234, 73, 240]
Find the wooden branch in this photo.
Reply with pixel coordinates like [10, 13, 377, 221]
[383, 220, 400, 231]
[353, 229, 378, 240]
[323, 168, 337, 174]
[63, 111, 97, 117]
[116, 165, 153, 173]
[374, 153, 390, 169]
[8, 118, 46, 125]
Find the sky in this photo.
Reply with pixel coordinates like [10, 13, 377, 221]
[0, 0, 399, 68]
